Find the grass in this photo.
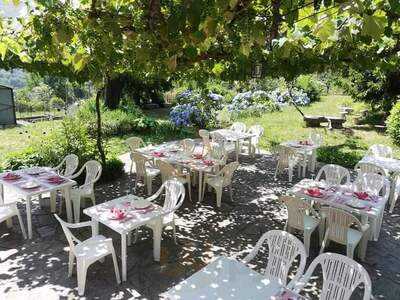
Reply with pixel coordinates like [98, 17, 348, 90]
[240, 95, 398, 168]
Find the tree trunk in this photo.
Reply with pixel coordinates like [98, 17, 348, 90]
[95, 89, 106, 165]
[104, 76, 124, 109]
[288, 82, 305, 118]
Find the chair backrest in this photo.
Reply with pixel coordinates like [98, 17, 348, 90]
[354, 172, 390, 199]
[199, 129, 211, 154]
[354, 162, 387, 177]
[56, 154, 79, 178]
[181, 138, 196, 155]
[218, 161, 239, 186]
[297, 253, 372, 300]
[243, 230, 307, 286]
[82, 160, 102, 187]
[281, 196, 312, 230]
[161, 179, 186, 223]
[131, 152, 149, 177]
[309, 132, 323, 147]
[321, 207, 362, 245]
[126, 137, 144, 152]
[209, 142, 227, 165]
[230, 122, 246, 133]
[157, 160, 178, 182]
[316, 164, 350, 185]
[210, 131, 227, 146]
[54, 214, 84, 254]
[278, 145, 299, 168]
[368, 144, 392, 158]
[248, 125, 264, 145]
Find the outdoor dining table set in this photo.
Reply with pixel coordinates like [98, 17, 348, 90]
[289, 178, 387, 242]
[0, 167, 75, 238]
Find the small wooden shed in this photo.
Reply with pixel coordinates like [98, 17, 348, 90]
[0, 84, 17, 126]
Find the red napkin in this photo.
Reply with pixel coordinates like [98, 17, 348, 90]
[152, 151, 165, 157]
[202, 159, 214, 166]
[3, 173, 21, 180]
[354, 191, 369, 200]
[306, 188, 323, 197]
[192, 154, 203, 159]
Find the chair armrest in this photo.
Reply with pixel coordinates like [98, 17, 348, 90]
[145, 185, 164, 202]
[360, 223, 370, 233]
[64, 220, 95, 229]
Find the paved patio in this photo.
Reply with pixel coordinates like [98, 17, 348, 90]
[1, 153, 399, 299]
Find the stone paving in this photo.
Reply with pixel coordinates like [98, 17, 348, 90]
[1, 153, 400, 299]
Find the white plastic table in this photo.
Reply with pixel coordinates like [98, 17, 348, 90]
[83, 194, 164, 281]
[0, 168, 75, 239]
[137, 141, 220, 201]
[289, 179, 388, 241]
[281, 141, 320, 172]
[162, 256, 302, 300]
[212, 129, 255, 161]
[359, 155, 400, 173]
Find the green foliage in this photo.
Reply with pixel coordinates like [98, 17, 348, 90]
[295, 74, 324, 103]
[387, 102, 400, 146]
[77, 98, 157, 137]
[100, 157, 125, 183]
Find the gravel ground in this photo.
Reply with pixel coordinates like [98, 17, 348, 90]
[1, 153, 399, 299]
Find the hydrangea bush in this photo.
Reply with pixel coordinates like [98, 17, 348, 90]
[170, 89, 224, 127]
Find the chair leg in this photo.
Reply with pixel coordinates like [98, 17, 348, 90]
[320, 232, 329, 254]
[111, 249, 121, 284]
[172, 222, 177, 244]
[229, 185, 233, 201]
[216, 188, 222, 207]
[73, 196, 81, 223]
[16, 210, 27, 239]
[274, 163, 280, 180]
[202, 179, 207, 202]
[68, 252, 75, 277]
[90, 194, 96, 207]
[284, 221, 288, 231]
[347, 243, 355, 259]
[289, 167, 293, 182]
[133, 229, 139, 244]
[146, 176, 152, 196]
[77, 260, 88, 296]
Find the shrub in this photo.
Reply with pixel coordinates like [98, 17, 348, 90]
[295, 74, 324, 103]
[387, 102, 400, 146]
[170, 103, 203, 127]
[100, 157, 125, 182]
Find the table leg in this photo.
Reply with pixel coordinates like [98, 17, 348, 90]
[153, 219, 162, 262]
[198, 171, 203, 202]
[121, 233, 127, 281]
[64, 187, 73, 223]
[0, 183, 4, 204]
[248, 137, 252, 157]
[26, 196, 33, 239]
[360, 215, 374, 241]
[311, 149, 316, 173]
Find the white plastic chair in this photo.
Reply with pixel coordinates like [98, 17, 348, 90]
[354, 161, 388, 177]
[126, 137, 144, 174]
[281, 196, 320, 256]
[293, 253, 372, 300]
[70, 160, 102, 222]
[199, 129, 211, 155]
[309, 132, 323, 147]
[230, 122, 247, 133]
[274, 145, 307, 182]
[202, 161, 239, 207]
[0, 202, 27, 239]
[53, 154, 79, 178]
[157, 160, 192, 202]
[242, 125, 264, 155]
[316, 164, 350, 186]
[131, 152, 160, 196]
[368, 144, 393, 158]
[320, 207, 369, 261]
[181, 138, 196, 155]
[131, 179, 185, 245]
[54, 214, 120, 296]
[51, 154, 79, 213]
[389, 172, 400, 212]
[243, 230, 307, 289]
[210, 131, 236, 155]
[208, 142, 228, 167]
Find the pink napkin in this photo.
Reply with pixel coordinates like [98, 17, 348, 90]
[110, 208, 127, 220]
[304, 188, 324, 198]
[354, 191, 369, 200]
[47, 176, 65, 184]
[202, 159, 214, 166]
[3, 173, 21, 180]
[192, 154, 203, 160]
[152, 151, 165, 157]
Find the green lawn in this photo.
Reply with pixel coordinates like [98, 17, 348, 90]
[240, 95, 398, 168]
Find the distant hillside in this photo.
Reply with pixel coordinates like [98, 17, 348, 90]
[0, 69, 29, 89]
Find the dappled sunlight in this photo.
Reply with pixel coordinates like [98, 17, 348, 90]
[1, 153, 400, 298]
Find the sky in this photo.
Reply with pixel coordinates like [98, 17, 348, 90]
[0, 1, 27, 17]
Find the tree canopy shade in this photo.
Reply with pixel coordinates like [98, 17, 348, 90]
[0, 0, 399, 83]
